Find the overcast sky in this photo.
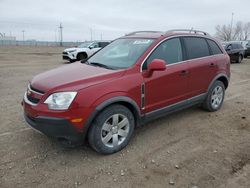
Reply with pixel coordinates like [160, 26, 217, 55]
[0, 0, 249, 41]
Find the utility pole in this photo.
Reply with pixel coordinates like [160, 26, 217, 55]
[90, 28, 93, 41]
[100, 33, 103, 40]
[59, 23, 63, 46]
[230, 12, 234, 41]
[54, 29, 57, 44]
[22, 30, 25, 41]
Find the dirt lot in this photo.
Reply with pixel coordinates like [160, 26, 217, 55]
[0, 46, 250, 188]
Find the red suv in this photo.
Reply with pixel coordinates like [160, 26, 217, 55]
[23, 30, 230, 154]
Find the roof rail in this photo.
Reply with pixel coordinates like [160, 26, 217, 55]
[166, 29, 210, 36]
[126, 31, 162, 36]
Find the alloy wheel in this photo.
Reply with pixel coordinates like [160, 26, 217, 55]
[101, 114, 130, 148]
[211, 85, 224, 109]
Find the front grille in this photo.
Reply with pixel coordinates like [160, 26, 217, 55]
[27, 95, 40, 104]
[62, 52, 68, 55]
[63, 56, 70, 60]
[30, 85, 45, 94]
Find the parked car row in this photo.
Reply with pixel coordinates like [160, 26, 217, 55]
[222, 40, 250, 63]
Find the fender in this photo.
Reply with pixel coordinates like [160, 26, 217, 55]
[81, 96, 141, 140]
[207, 73, 229, 92]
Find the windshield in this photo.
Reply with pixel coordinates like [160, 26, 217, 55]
[77, 42, 92, 48]
[221, 42, 228, 49]
[87, 38, 154, 69]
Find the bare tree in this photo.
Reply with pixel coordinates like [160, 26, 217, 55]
[215, 24, 231, 41]
[215, 21, 250, 41]
[243, 22, 250, 40]
[233, 21, 243, 40]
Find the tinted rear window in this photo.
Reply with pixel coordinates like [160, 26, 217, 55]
[99, 42, 109, 48]
[183, 37, 210, 59]
[207, 39, 223, 55]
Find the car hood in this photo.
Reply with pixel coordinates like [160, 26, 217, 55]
[30, 62, 125, 93]
[64, 47, 77, 52]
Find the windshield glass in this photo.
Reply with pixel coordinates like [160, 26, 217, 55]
[77, 42, 92, 48]
[87, 38, 154, 69]
[221, 42, 228, 49]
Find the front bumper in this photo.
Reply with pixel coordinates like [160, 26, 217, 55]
[24, 113, 84, 145]
[62, 52, 77, 61]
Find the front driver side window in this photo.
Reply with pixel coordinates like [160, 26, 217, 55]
[143, 37, 183, 70]
[90, 43, 99, 48]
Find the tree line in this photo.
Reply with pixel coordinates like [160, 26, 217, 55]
[215, 21, 250, 41]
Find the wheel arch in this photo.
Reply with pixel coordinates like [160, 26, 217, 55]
[207, 73, 229, 92]
[82, 96, 141, 140]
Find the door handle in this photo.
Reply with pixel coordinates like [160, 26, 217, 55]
[180, 70, 189, 76]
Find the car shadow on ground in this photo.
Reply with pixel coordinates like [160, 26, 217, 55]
[26, 105, 204, 159]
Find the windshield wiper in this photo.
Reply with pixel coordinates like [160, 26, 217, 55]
[89, 62, 114, 70]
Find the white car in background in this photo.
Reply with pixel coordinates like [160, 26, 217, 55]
[63, 41, 110, 62]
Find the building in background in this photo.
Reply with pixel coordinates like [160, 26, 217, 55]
[0, 33, 16, 45]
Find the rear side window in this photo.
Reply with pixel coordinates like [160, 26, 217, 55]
[238, 44, 243, 49]
[99, 42, 109, 48]
[183, 37, 210, 59]
[207, 39, 223, 55]
[232, 43, 238, 49]
[144, 37, 183, 69]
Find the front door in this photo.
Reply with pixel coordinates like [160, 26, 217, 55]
[142, 37, 189, 113]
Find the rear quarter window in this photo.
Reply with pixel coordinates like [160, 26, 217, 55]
[207, 39, 223, 55]
[183, 37, 210, 59]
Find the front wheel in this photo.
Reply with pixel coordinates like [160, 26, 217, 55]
[202, 80, 225, 112]
[77, 53, 87, 61]
[88, 105, 135, 154]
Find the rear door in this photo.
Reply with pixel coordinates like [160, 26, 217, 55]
[231, 43, 239, 61]
[182, 37, 217, 97]
[142, 37, 189, 112]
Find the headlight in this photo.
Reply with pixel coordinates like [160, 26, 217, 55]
[44, 92, 77, 110]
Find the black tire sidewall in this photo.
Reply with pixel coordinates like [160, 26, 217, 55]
[77, 53, 87, 61]
[203, 80, 225, 112]
[237, 55, 242, 63]
[88, 105, 135, 154]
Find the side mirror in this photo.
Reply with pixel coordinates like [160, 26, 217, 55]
[89, 46, 93, 49]
[143, 59, 166, 77]
[148, 59, 166, 71]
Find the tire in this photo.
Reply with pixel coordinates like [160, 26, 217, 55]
[69, 59, 75, 63]
[88, 105, 135, 154]
[202, 80, 225, 112]
[77, 53, 87, 61]
[236, 54, 243, 63]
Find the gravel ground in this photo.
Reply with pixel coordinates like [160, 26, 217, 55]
[0, 46, 250, 188]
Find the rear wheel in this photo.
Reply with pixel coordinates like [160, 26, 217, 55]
[202, 80, 225, 112]
[88, 105, 135, 154]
